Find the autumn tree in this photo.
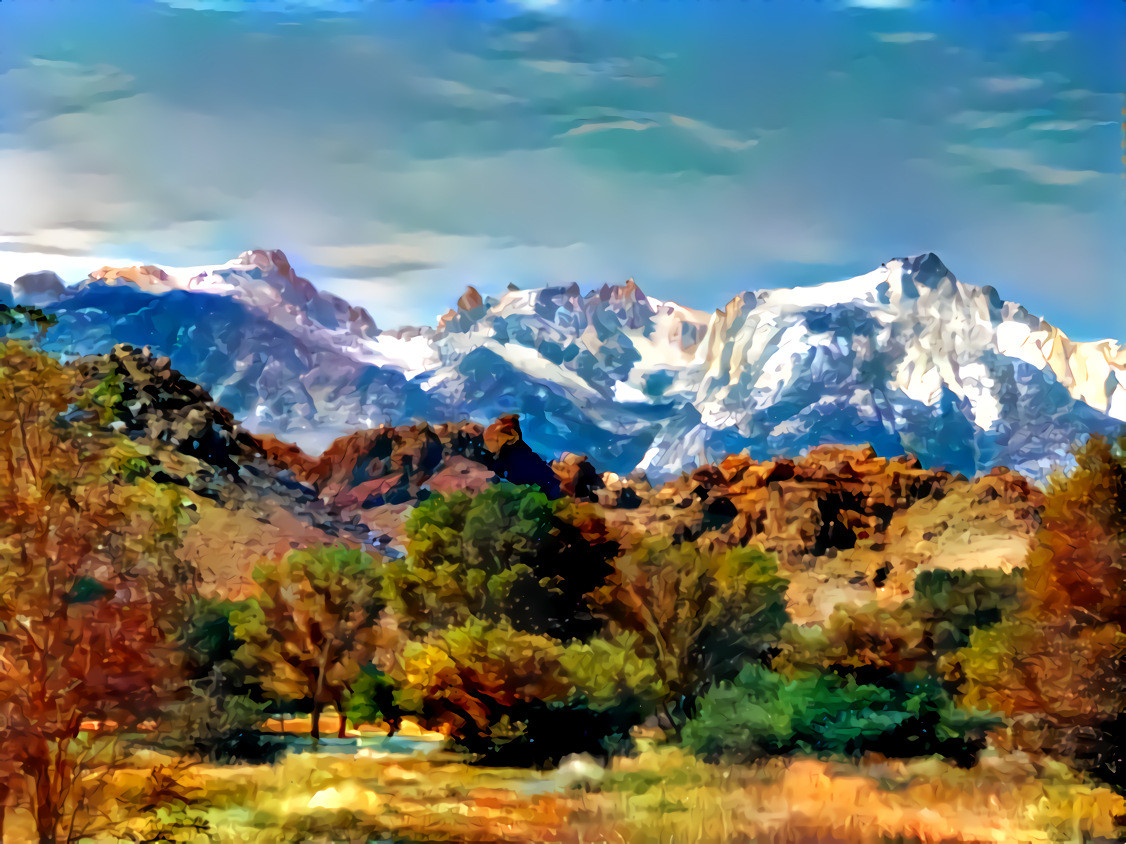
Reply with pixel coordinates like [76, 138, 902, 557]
[590, 537, 789, 728]
[947, 434, 1126, 780]
[232, 546, 387, 740]
[0, 340, 195, 843]
[391, 619, 665, 765]
[1025, 434, 1126, 628]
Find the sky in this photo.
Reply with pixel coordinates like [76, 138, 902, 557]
[0, 0, 1122, 340]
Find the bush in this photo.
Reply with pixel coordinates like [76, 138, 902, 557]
[911, 568, 1024, 652]
[773, 605, 930, 678]
[682, 664, 1000, 766]
[345, 665, 404, 733]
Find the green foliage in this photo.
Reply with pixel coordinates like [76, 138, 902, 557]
[183, 597, 248, 674]
[774, 604, 930, 677]
[688, 545, 791, 682]
[560, 632, 669, 714]
[910, 568, 1024, 652]
[158, 598, 281, 762]
[82, 367, 125, 427]
[232, 546, 387, 739]
[388, 482, 610, 637]
[594, 538, 790, 722]
[390, 483, 552, 627]
[390, 619, 665, 764]
[67, 575, 113, 604]
[345, 665, 401, 727]
[0, 303, 56, 335]
[682, 664, 1001, 764]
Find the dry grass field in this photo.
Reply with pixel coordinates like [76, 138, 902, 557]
[6, 741, 1120, 843]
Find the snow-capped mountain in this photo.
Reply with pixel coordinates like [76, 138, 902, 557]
[2, 249, 1122, 480]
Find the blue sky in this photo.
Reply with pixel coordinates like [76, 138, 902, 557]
[0, 0, 1122, 339]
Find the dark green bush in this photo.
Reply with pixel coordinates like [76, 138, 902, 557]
[681, 664, 1001, 766]
[911, 568, 1024, 652]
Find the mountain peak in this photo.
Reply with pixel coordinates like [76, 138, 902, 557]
[893, 252, 952, 281]
[884, 252, 957, 296]
[593, 277, 645, 300]
[457, 286, 484, 312]
[89, 263, 176, 291]
[10, 271, 66, 306]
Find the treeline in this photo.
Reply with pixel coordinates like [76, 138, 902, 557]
[1, 334, 1124, 841]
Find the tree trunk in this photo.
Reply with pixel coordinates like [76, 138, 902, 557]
[34, 769, 57, 844]
[310, 699, 322, 742]
[334, 690, 347, 739]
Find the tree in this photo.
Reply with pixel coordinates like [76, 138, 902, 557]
[392, 618, 572, 758]
[390, 620, 664, 765]
[1025, 434, 1126, 628]
[910, 568, 1024, 653]
[167, 598, 279, 763]
[386, 483, 614, 638]
[773, 604, 931, 680]
[345, 665, 404, 737]
[232, 546, 387, 741]
[946, 434, 1126, 783]
[590, 537, 789, 728]
[0, 340, 194, 843]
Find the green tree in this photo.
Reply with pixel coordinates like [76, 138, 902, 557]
[391, 620, 665, 765]
[232, 546, 386, 741]
[392, 618, 571, 758]
[167, 598, 278, 762]
[591, 538, 789, 729]
[345, 665, 403, 736]
[387, 483, 612, 637]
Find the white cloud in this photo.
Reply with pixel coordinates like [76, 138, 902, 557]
[949, 110, 1037, 131]
[0, 250, 130, 286]
[947, 144, 1102, 186]
[1018, 32, 1069, 44]
[561, 119, 657, 137]
[412, 78, 525, 109]
[874, 32, 935, 44]
[1028, 119, 1115, 132]
[844, 0, 913, 8]
[982, 76, 1044, 94]
[667, 115, 758, 151]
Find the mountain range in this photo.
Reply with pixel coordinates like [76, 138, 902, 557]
[3, 250, 1123, 481]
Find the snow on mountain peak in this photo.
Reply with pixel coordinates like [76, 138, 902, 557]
[6, 248, 1123, 480]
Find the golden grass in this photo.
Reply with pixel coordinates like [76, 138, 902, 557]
[41, 744, 1121, 843]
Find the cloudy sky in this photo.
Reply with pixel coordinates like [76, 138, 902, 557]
[0, 0, 1122, 339]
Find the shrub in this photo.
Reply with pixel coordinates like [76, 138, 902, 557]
[345, 665, 404, 734]
[911, 568, 1024, 652]
[773, 605, 930, 678]
[682, 664, 1000, 766]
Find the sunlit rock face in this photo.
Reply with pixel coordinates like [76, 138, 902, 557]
[5, 250, 1123, 480]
